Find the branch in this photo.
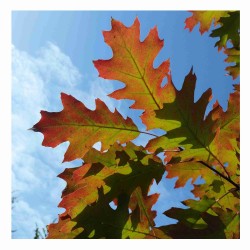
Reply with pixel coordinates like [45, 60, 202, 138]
[139, 130, 159, 137]
[198, 161, 240, 190]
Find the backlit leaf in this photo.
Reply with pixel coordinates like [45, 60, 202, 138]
[146, 70, 239, 184]
[224, 48, 240, 79]
[185, 11, 229, 34]
[210, 11, 240, 50]
[32, 93, 140, 162]
[212, 207, 240, 239]
[47, 143, 165, 238]
[161, 198, 227, 239]
[162, 195, 239, 239]
[47, 215, 83, 239]
[93, 17, 171, 111]
[123, 187, 160, 239]
[145, 69, 217, 161]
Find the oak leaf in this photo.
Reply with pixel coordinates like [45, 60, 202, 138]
[124, 187, 159, 238]
[185, 11, 229, 34]
[162, 195, 239, 239]
[212, 207, 240, 239]
[32, 93, 140, 162]
[146, 70, 239, 182]
[93, 17, 171, 111]
[47, 215, 83, 239]
[210, 11, 240, 50]
[145, 69, 217, 160]
[161, 197, 226, 238]
[224, 48, 240, 79]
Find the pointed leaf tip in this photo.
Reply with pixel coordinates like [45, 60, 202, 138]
[28, 127, 38, 132]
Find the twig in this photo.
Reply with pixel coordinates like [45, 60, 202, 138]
[198, 161, 240, 190]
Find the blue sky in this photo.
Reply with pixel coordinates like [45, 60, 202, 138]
[12, 11, 238, 239]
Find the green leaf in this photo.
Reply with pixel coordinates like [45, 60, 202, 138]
[47, 143, 165, 238]
[161, 197, 227, 239]
[212, 207, 240, 239]
[224, 48, 240, 79]
[146, 70, 239, 183]
[145, 70, 218, 164]
[210, 11, 240, 50]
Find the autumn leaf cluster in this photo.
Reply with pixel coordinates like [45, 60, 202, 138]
[32, 11, 240, 239]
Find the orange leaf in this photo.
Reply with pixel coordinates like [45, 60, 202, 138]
[211, 86, 240, 176]
[185, 11, 229, 34]
[32, 93, 140, 162]
[47, 215, 83, 239]
[123, 187, 160, 239]
[165, 161, 207, 188]
[224, 48, 240, 79]
[94, 17, 171, 111]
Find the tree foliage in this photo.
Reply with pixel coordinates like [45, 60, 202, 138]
[185, 10, 240, 79]
[32, 12, 240, 239]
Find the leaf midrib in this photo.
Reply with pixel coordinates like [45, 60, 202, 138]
[125, 47, 161, 110]
[117, 28, 161, 110]
[220, 114, 239, 131]
[40, 123, 159, 137]
[97, 221, 161, 239]
[135, 189, 156, 237]
[189, 191, 232, 228]
[174, 102, 227, 174]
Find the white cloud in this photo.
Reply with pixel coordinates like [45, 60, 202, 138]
[36, 42, 82, 88]
[12, 42, 117, 238]
[12, 200, 53, 239]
